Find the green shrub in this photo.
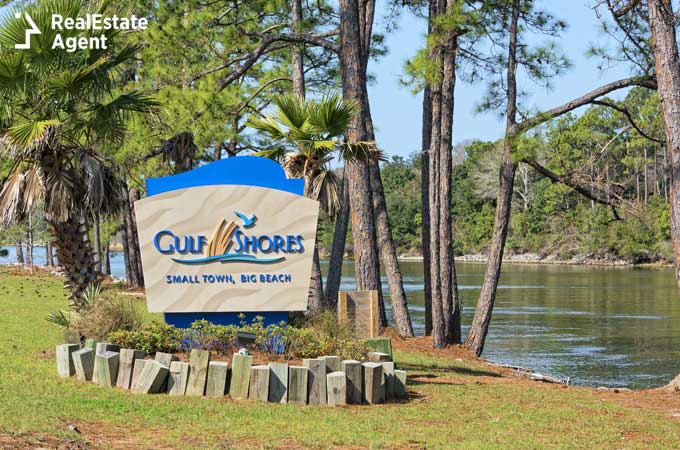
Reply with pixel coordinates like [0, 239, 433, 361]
[107, 321, 182, 354]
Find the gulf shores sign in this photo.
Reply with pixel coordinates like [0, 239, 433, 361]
[134, 157, 319, 316]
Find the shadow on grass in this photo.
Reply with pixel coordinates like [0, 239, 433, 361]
[399, 362, 501, 379]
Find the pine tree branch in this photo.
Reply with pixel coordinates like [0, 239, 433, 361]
[516, 76, 657, 134]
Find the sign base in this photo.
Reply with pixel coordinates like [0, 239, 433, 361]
[164, 312, 289, 328]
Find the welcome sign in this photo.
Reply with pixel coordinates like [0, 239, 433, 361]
[134, 157, 319, 322]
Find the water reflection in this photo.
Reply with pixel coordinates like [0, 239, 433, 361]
[329, 260, 680, 389]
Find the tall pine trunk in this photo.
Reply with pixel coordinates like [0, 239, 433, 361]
[15, 240, 24, 265]
[324, 173, 350, 307]
[421, 83, 433, 336]
[339, 0, 383, 321]
[648, 0, 680, 288]
[45, 241, 54, 266]
[103, 239, 111, 275]
[26, 212, 34, 274]
[464, 0, 520, 356]
[291, 0, 305, 98]
[427, 0, 463, 348]
[437, 10, 460, 343]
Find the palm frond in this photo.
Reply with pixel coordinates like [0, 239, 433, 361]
[310, 169, 342, 216]
[246, 116, 286, 140]
[307, 94, 359, 138]
[79, 152, 125, 214]
[0, 53, 26, 93]
[6, 120, 61, 150]
[339, 141, 386, 164]
[0, 166, 26, 224]
[274, 94, 309, 130]
[253, 147, 287, 161]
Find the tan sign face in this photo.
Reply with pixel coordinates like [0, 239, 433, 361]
[134, 184, 319, 313]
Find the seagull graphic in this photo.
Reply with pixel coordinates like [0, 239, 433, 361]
[234, 210, 257, 228]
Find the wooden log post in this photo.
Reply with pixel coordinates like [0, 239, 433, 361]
[84, 339, 98, 350]
[168, 361, 190, 395]
[132, 360, 169, 394]
[229, 353, 252, 400]
[92, 343, 119, 383]
[326, 371, 347, 406]
[288, 366, 308, 405]
[56, 344, 79, 378]
[382, 361, 395, 401]
[116, 349, 145, 389]
[95, 351, 120, 387]
[185, 349, 210, 396]
[268, 362, 288, 403]
[303, 358, 326, 405]
[72, 347, 95, 381]
[368, 352, 391, 363]
[155, 352, 178, 392]
[362, 362, 383, 404]
[320, 356, 342, 373]
[394, 370, 407, 398]
[206, 361, 229, 397]
[130, 359, 149, 392]
[248, 365, 270, 402]
[342, 360, 363, 404]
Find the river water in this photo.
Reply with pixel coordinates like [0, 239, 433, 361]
[3, 246, 679, 388]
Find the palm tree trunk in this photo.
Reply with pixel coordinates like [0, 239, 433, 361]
[324, 173, 350, 307]
[92, 211, 101, 272]
[464, 0, 520, 356]
[51, 215, 98, 310]
[648, 0, 680, 287]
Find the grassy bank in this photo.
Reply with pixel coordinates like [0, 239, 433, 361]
[0, 267, 679, 449]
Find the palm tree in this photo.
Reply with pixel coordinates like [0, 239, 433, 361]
[247, 93, 380, 312]
[0, 0, 156, 310]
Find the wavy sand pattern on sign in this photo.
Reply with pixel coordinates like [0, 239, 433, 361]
[134, 185, 319, 313]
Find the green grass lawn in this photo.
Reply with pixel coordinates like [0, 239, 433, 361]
[1, 267, 679, 449]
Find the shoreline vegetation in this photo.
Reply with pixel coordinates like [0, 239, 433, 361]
[397, 252, 674, 267]
[1, 266, 679, 449]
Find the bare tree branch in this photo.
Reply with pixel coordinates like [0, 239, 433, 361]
[522, 158, 622, 220]
[591, 99, 666, 143]
[214, 32, 338, 92]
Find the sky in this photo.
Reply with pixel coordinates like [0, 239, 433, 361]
[368, 0, 634, 158]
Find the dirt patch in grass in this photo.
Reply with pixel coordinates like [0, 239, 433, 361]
[0, 433, 88, 450]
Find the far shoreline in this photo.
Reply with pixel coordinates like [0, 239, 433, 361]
[395, 253, 674, 268]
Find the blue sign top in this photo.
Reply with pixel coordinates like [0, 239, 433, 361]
[146, 156, 304, 197]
